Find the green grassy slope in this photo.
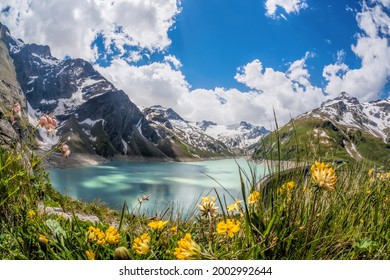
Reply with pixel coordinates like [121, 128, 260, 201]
[253, 116, 390, 165]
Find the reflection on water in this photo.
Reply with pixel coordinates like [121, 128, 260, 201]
[47, 158, 269, 214]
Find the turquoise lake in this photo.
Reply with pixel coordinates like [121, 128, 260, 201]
[48, 158, 270, 215]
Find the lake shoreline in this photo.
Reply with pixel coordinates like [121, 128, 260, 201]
[37, 150, 245, 169]
[36, 148, 303, 171]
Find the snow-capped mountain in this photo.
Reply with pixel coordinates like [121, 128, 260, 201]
[0, 22, 236, 160]
[305, 92, 390, 142]
[196, 120, 269, 153]
[1, 22, 169, 158]
[142, 106, 232, 158]
[254, 92, 390, 164]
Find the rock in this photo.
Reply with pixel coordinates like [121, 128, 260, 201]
[0, 119, 18, 149]
[38, 202, 101, 224]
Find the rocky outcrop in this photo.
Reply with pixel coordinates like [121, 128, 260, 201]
[0, 23, 28, 152]
[0, 117, 18, 150]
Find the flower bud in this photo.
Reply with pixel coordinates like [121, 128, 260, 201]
[114, 246, 132, 260]
[38, 234, 48, 245]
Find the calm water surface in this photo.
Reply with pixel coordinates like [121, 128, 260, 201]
[48, 158, 270, 214]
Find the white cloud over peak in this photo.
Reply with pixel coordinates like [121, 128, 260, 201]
[0, 0, 181, 61]
[96, 57, 190, 109]
[265, 0, 308, 18]
[175, 54, 325, 127]
[323, 2, 390, 101]
[234, 54, 325, 126]
[96, 53, 324, 127]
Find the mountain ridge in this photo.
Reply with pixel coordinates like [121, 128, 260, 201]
[253, 92, 390, 165]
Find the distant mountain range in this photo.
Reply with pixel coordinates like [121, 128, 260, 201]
[141, 105, 231, 158]
[195, 120, 269, 153]
[254, 92, 390, 165]
[0, 22, 267, 160]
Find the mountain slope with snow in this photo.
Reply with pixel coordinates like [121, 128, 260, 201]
[304, 92, 390, 142]
[254, 92, 390, 165]
[0, 22, 176, 159]
[142, 106, 232, 158]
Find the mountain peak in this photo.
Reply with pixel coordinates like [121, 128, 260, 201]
[144, 105, 184, 122]
[337, 92, 352, 99]
[239, 121, 252, 129]
[321, 92, 360, 109]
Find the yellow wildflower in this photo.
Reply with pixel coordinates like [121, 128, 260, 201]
[173, 233, 201, 260]
[248, 191, 260, 204]
[216, 219, 241, 238]
[226, 199, 243, 212]
[27, 210, 36, 219]
[311, 161, 337, 192]
[38, 234, 48, 245]
[132, 233, 151, 255]
[370, 169, 390, 185]
[278, 181, 296, 193]
[85, 250, 95, 260]
[197, 196, 218, 217]
[87, 226, 106, 245]
[105, 226, 120, 245]
[170, 226, 177, 233]
[148, 220, 168, 230]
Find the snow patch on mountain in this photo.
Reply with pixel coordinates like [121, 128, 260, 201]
[195, 120, 269, 151]
[301, 92, 390, 143]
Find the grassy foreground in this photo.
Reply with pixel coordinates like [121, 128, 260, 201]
[0, 141, 389, 260]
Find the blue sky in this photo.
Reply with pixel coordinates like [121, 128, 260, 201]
[0, 0, 389, 127]
[168, 0, 361, 90]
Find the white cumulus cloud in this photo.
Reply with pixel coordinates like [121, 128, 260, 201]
[96, 57, 190, 109]
[265, 0, 308, 18]
[97, 53, 325, 127]
[234, 54, 325, 126]
[0, 0, 181, 61]
[323, 1, 390, 101]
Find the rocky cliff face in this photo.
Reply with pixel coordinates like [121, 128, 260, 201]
[0, 23, 27, 150]
[0, 24, 25, 113]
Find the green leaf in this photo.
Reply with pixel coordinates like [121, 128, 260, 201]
[45, 219, 67, 239]
[264, 214, 276, 237]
